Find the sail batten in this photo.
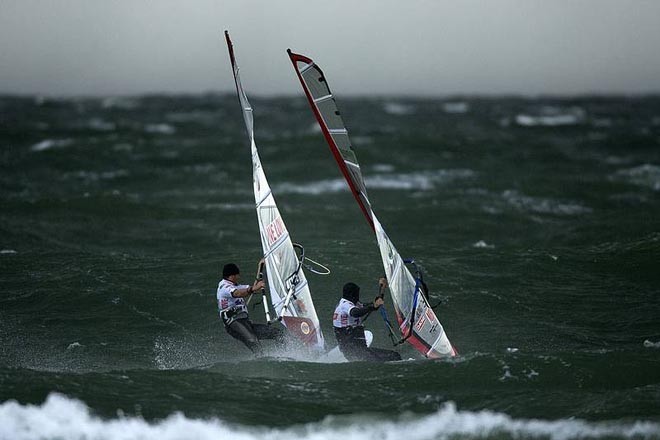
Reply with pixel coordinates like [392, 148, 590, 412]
[225, 33, 325, 351]
[289, 48, 456, 358]
[255, 190, 273, 208]
[314, 94, 334, 103]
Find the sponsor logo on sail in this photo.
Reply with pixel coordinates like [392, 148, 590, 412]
[415, 314, 427, 331]
[300, 321, 311, 335]
[265, 216, 286, 245]
[425, 308, 436, 323]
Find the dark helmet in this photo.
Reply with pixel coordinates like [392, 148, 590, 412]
[342, 282, 360, 303]
[222, 263, 240, 278]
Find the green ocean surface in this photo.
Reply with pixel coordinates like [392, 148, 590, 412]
[1, 94, 659, 439]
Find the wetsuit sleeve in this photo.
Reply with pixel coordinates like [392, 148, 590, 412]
[349, 303, 376, 318]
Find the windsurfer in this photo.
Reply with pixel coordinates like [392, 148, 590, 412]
[332, 279, 402, 362]
[217, 262, 284, 355]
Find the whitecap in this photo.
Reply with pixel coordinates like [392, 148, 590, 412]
[366, 169, 474, 191]
[3, 394, 660, 440]
[1, 249, 17, 255]
[502, 190, 592, 216]
[383, 102, 415, 115]
[30, 139, 73, 152]
[275, 169, 474, 194]
[66, 342, 82, 350]
[515, 113, 582, 127]
[473, 240, 494, 249]
[443, 101, 469, 114]
[276, 178, 347, 195]
[643, 340, 660, 348]
[525, 369, 540, 378]
[515, 106, 586, 127]
[611, 164, 660, 191]
[144, 123, 176, 135]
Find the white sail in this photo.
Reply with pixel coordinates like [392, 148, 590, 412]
[225, 32, 324, 350]
[288, 50, 455, 358]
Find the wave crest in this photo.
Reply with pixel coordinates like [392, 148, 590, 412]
[1, 393, 659, 440]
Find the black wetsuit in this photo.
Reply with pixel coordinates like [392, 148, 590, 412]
[334, 302, 401, 362]
[223, 313, 284, 355]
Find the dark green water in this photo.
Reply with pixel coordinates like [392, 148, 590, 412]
[1, 94, 659, 439]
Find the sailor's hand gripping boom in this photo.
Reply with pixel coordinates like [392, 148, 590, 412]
[255, 259, 273, 323]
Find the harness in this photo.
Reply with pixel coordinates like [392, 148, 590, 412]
[333, 324, 367, 348]
[220, 306, 248, 327]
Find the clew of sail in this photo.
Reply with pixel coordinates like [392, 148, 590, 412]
[287, 50, 455, 358]
[225, 32, 324, 351]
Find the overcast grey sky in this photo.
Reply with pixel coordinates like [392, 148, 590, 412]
[1, 0, 659, 97]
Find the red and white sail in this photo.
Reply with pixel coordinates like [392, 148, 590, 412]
[288, 50, 455, 358]
[225, 32, 324, 350]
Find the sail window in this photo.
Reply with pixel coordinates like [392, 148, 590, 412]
[316, 99, 344, 130]
[302, 66, 331, 98]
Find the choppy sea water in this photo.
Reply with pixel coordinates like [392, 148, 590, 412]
[1, 94, 659, 439]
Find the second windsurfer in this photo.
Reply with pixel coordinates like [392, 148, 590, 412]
[332, 279, 402, 362]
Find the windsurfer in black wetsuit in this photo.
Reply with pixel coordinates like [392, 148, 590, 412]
[216, 262, 284, 355]
[332, 279, 401, 362]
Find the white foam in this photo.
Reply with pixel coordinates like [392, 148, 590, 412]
[515, 106, 586, 127]
[611, 164, 660, 191]
[383, 102, 415, 115]
[30, 139, 73, 152]
[502, 190, 592, 216]
[643, 340, 660, 348]
[0, 249, 17, 255]
[472, 240, 494, 249]
[144, 123, 176, 135]
[442, 101, 469, 114]
[2, 394, 658, 440]
[275, 178, 347, 195]
[275, 170, 475, 195]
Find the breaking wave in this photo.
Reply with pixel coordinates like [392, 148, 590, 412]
[1, 394, 659, 440]
[502, 190, 592, 216]
[611, 164, 660, 191]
